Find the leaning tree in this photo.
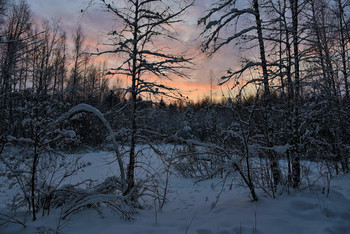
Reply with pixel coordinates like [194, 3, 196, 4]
[198, 0, 284, 197]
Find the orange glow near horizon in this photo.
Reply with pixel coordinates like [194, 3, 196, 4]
[27, 0, 246, 103]
[105, 69, 243, 104]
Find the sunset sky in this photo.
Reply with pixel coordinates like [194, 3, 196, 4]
[26, 0, 243, 102]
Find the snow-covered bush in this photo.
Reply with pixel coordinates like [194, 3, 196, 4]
[51, 176, 136, 221]
[174, 145, 225, 179]
[0, 144, 88, 219]
[0, 98, 86, 221]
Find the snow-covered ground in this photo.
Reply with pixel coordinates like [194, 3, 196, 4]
[1, 150, 350, 234]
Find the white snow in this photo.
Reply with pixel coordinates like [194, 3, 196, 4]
[273, 144, 291, 154]
[1, 149, 350, 234]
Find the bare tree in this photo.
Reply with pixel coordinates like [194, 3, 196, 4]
[89, 0, 193, 198]
[304, 0, 349, 174]
[0, 0, 7, 32]
[288, 0, 302, 188]
[52, 31, 67, 96]
[0, 0, 31, 94]
[199, 0, 281, 193]
[0, 0, 37, 135]
[335, 0, 350, 99]
[68, 25, 87, 102]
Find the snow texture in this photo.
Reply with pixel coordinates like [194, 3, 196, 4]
[1, 149, 350, 234]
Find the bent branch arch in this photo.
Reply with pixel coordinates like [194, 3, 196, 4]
[55, 103, 126, 188]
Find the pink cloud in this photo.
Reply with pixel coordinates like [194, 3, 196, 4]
[27, 0, 241, 102]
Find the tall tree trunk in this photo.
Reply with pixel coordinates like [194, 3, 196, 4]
[338, 0, 349, 99]
[253, 0, 280, 188]
[284, 6, 294, 186]
[290, 0, 301, 188]
[278, 0, 285, 97]
[31, 132, 39, 221]
[125, 0, 139, 197]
